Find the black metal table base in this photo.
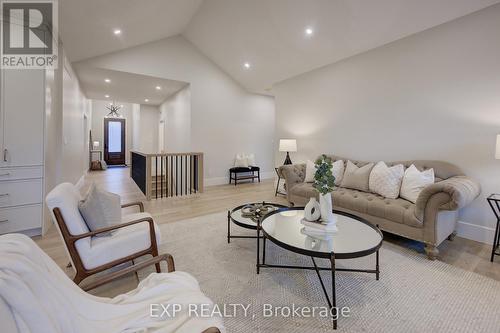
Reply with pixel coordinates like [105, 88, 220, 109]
[487, 195, 500, 262]
[227, 211, 264, 243]
[256, 231, 379, 330]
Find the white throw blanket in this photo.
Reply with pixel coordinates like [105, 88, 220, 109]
[0, 234, 224, 333]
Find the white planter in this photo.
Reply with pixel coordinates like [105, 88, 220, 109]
[319, 192, 336, 225]
[304, 197, 321, 221]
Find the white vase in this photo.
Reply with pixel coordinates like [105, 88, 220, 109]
[319, 192, 336, 225]
[304, 197, 321, 221]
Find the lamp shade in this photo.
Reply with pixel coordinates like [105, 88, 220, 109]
[279, 139, 297, 152]
[496, 135, 500, 159]
[93, 141, 100, 149]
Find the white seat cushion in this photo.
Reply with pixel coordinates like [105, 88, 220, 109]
[81, 212, 162, 270]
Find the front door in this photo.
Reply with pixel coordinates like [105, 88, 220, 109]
[104, 118, 126, 165]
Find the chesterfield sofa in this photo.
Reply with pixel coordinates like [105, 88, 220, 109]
[279, 156, 481, 260]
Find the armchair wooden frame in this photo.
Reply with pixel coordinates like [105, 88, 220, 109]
[52, 201, 165, 291]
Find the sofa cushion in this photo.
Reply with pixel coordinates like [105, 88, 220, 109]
[341, 160, 374, 192]
[289, 183, 422, 228]
[400, 164, 435, 203]
[304, 160, 316, 182]
[331, 160, 345, 186]
[369, 161, 404, 199]
[291, 182, 318, 199]
[332, 188, 422, 228]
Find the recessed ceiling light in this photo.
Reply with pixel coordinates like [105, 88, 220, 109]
[120, 105, 124, 108]
[243, 62, 251, 69]
[104, 94, 110, 98]
[155, 86, 161, 90]
[305, 27, 314, 36]
[113, 29, 121, 35]
[144, 98, 149, 102]
[104, 78, 111, 83]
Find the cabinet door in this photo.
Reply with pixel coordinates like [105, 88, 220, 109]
[2, 69, 44, 167]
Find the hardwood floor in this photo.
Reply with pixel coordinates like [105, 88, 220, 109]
[34, 166, 500, 295]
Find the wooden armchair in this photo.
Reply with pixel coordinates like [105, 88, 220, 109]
[46, 183, 165, 290]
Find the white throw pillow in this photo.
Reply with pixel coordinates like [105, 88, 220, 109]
[246, 153, 256, 166]
[234, 154, 248, 167]
[78, 183, 121, 236]
[304, 160, 316, 183]
[400, 164, 435, 203]
[331, 160, 345, 186]
[369, 161, 404, 199]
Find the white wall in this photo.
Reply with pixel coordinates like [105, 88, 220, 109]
[43, 47, 90, 233]
[77, 36, 276, 184]
[274, 5, 500, 243]
[61, 58, 91, 183]
[159, 85, 191, 152]
[91, 100, 134, 165]
[138, 104, 160, 152]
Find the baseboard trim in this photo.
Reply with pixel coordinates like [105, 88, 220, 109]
[75, 174, 86, 189]
[205, 171, 275, 187]
[456, 220, 496, 245]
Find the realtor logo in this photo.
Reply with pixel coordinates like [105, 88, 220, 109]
[1, 0, 58, 68]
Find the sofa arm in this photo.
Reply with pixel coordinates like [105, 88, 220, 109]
[415, 176, 481, 221]
[278, 164, 306, 203]
[279, 164, 306, 187]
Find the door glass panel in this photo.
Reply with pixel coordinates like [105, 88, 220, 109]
[108, 121, 122, 153]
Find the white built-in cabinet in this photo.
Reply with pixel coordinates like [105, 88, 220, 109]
[0, 69, 45, 236]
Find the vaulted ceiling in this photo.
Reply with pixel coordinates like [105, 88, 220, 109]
[61, 0, 500, 94]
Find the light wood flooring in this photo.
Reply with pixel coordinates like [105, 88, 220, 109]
[34, 167, 500, 296]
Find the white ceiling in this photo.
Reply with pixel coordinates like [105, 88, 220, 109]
[61, 0, 500, 93]
[60, 0, 203, 62]
[184, 0, 500, 93]
[74, 66, 188, 106]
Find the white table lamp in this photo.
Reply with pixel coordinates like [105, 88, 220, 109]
[279, 139, 297, 165]
[93, 141, 100, 150]
[496, 135, 500, 159]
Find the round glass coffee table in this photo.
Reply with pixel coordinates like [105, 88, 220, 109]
[227, 202, 286, 243]
[257, 207, 383, 330]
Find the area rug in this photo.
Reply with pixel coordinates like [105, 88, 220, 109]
[140, 212, 500, 333]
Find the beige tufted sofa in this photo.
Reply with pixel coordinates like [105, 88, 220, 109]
[279, 155, 481, 260]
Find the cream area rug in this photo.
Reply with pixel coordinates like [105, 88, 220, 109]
[141, 212, 500, 333]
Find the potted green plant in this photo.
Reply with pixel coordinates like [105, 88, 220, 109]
[313, 154, 336, 226]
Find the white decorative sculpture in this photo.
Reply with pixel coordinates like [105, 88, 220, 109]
[304, 197, 321, 221]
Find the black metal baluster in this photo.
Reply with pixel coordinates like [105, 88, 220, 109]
[194, 155, 198, 193]
[170, 155, 173, 196]
[189, 155, 193, 194]
[175, 156, 178, 196]
[160, 155, 163, 198]
[185, 155, 188, 195]
[155, 156, 158, 199]
[165, 155, 169, 198]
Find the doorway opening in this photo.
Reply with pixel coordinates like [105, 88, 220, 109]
[104, 118, 126, 165]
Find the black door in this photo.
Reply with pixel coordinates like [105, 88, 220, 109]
[104, 118, 126, 165]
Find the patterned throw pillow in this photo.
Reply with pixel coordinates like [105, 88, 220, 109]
[331, 160, 345, 186]
[369, 161, 405, 199]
